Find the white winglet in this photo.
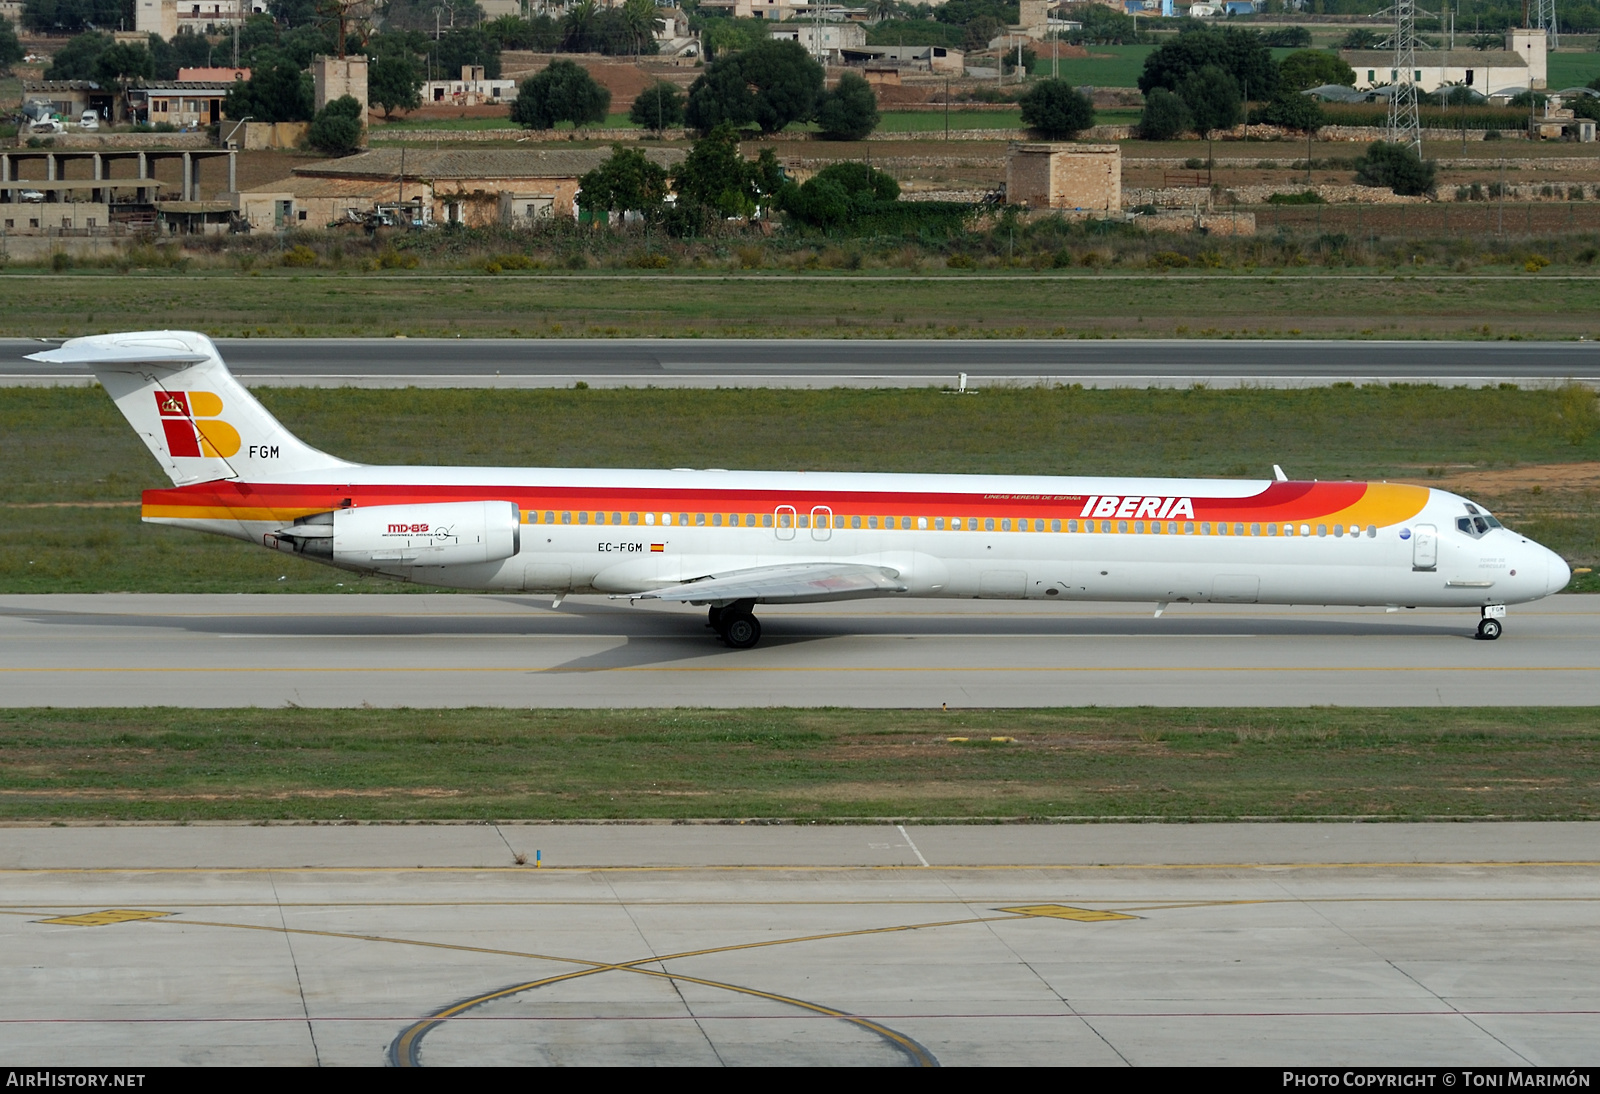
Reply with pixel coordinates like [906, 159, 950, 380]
[1273, 464, 1288, 482]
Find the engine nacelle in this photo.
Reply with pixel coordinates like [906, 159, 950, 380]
[273, 501, 522, 568]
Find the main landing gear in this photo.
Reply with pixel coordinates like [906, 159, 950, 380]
[708, 601, 762, 649]
[1475, 605, 1506, 641]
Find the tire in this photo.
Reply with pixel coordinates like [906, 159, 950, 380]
[721, 611, 761, 649]
[707, 605, 724, 630]
[1477, 617, 1503, 640]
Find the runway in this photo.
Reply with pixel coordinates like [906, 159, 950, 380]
[3, 823, 1597, 1066]
[2, 594, 1595, 708]
[4, 338, 1598, 389]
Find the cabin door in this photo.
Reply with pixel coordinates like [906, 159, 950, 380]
[1412, 524, 1437, 571]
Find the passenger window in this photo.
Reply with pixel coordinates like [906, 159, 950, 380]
[711, 514, 721, 526]
[799, 515, 809, 528]
[1234, 523, 1244, 536]
[1068, 519, 1078, 532]
[1116, 520, 1126, 534]
[763, 514, 774, 527]
[1283, 524, 1294, 537]
[899, 517, 910, 530]
[629, 513, 639, 526]
[917, 517, 928, 530]
[579, 512, 589, 525]
[1051, 519, 1061, 532]
[868, 516, 878, 529]
[645, 513, 655, 525]
[1034, 519, 1045, 532]
[545, 511, 555, 524]
[748, 514, 757, 526]
[612, 512, 622, 525]
[561, 512, 572, 524]
[1134, 521, 1144, 534]
[679, 513, 689, 526]
[1367, 525, 1377, 537]
[985, 518, 995, 531]
[1184, 521, 1194, 535]
[951, 517, 962, 530]
[1218, 523, 1229, 536]
[1201, 522, 1211, 535]
[729, 514, 739, 527]
[595, 512, 605, 525]
[1300, 524, 1310, 537]
[934, 517, 944, 530]
[1335, 524, 1345, 537]
[1317, 524, 1327, 537]
[851, 515, 861, 529]
[1001, 519, 1011, 531]
[1251, 523, 1260, 536]
[1166, 522, 1176, 534]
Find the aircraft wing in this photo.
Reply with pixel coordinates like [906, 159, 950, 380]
[25, 342, 210, 367]
[634, 562, 908, 604]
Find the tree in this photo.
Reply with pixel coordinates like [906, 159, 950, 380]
[629, 80, 686, 131]
[0, 17, 25, 72]
[483, 15, 561, 51]
[269, 0, 319, 27]
[1338, 29, 1380, 50]
[223, 53, 316, 123]
[675, 121, 763, 217]
[684, 39, 823, 135]
[510, 59, 610, 130]
[1469, 32, 1502, 50]
[578, 145, 670, 222]
[1138, 26, 1278, 102]
[961, 14, 1004, 52]
[94, 41, 154, 123]
[44, 31, 110, 80]
[1178, 64, 1241, 134]
[1277, 49, 1355, 92]
[1353, 140, 1436, 196]
[1138, 87, 1192, 140]
[1257, 89, 1325, 132]
[815, 71, 880, 140]
[308, 94, 364, 154]
[368, 53, 421, 118]
[621, 0, 663, 57]
[1018, 79, 1095, 139]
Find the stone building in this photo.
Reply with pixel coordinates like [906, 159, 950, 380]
[1006, 144, 1120, 213]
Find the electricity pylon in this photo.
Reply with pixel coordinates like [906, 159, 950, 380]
[1382, 0, 1424, 155]
[1534, 0, 1559, 48]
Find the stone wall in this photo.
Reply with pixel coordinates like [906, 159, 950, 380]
[13, 132, 215, 150]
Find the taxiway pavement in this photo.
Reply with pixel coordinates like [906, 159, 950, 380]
[1, 593, 1594, 708]
[2, 823, 1596, 1066]
[4, 338, 1598, 389]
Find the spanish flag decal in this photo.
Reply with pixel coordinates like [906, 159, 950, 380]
[651, 543, 665, 552]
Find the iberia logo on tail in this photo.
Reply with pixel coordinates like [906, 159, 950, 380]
[154, 390, 241, 459]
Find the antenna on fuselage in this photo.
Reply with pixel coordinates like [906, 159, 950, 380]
[1273, 465, 1288, 482]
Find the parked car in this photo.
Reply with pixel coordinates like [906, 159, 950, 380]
[19, 190, 46, 203]
[79, 109, 100, 130]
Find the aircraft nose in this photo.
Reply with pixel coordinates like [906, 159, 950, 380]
[1547, 550, 1572, 595]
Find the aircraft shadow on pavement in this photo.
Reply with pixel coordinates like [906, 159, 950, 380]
[5, 600, 1474, 644]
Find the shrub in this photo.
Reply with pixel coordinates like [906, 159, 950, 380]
[1140, 88, 1193, 141]
[1266, 190, 1327, 205]
[1353, 141, 1436, 196]
[281, 245, 319, 267]
[1148, 251, 1191, 269]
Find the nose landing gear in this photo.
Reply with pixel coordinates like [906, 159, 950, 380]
[1475, 605, 1506, 640]
[708, 600, 762, 649]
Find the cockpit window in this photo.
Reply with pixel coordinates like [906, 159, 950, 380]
[1457, 515, 1501, 538]
[1464, 503, 1481, 515]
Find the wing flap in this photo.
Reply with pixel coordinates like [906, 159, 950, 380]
[635, 562, 907, 604]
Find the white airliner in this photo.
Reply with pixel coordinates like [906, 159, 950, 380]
[30, 331, 1570, 647]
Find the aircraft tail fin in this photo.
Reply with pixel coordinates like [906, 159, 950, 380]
[26, 331, 356, 486]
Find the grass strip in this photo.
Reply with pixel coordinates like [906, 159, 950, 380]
[1, 707, 1596, 823]
[6, 271, 1600, 340]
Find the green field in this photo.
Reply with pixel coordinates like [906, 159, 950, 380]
[877, 109, 1024, 131]
[1027, 44, 1153, 86]
[3, 384, 1595, 594]
[2, 707, 1596, 821]
[1545, 52, 1600, 90]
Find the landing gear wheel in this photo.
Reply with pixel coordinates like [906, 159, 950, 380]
[1476, 617, 1503, 641]
[720, 611, 761, 650]
[707, 605, 724, 631]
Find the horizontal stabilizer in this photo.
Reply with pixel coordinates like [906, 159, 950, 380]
[636, 562, 908, 605]
[26, 342, 209, 368]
